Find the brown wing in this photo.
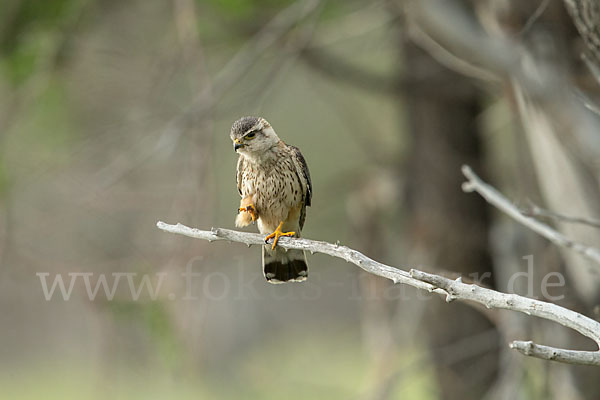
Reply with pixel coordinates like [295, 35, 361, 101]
[289, 145, 312, 229]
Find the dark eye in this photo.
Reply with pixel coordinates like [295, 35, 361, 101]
[245, 131, 257, 139]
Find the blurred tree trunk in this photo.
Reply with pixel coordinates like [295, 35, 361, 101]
[498, 2, 600, 398]
[402, 42, 499, 400]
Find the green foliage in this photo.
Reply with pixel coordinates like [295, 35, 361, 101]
[1, 0, 86, 86]
[5, 81, 76, 171]
[0, 325, 438, 399]
[1, 30, 39, 85]
[0, 160, 10, 197]
[200, 0, 296, 19]
[141, 302, 182, 368]
[1, 0, 69, 52]
[196, 0, 349, 38]
[108, 299, 182, 370]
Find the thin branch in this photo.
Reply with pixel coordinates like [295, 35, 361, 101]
[461, 165, 600, 268]
[572, 87, 600, 116]
[407, 24, 499, 82]
[156, 221, 600, 366]
[296, 1, 400, 94]
[521, 200, 600, 229]
[299, 47, 398, 94]
[581, 52, 600, 87]
[518, 0, 551, 36]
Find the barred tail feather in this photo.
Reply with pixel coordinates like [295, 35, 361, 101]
[262, 246, 308, 283]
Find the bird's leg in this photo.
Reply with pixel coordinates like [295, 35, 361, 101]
[238, 196, 257, 222]
[264, 221, 295, 250]
[238, 204, 257, 222]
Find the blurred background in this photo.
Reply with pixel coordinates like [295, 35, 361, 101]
[1, 0, 600, 398]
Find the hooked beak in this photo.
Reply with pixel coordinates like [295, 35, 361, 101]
[233, 139, 243, 152]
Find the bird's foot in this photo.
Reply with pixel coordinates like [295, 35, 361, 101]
[238, 204, 257, 222]
[264, 221, 295, 250]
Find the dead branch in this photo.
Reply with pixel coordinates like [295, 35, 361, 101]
[462, 165, 600, 269]
[156, 220, 600, 366]
[521, 201, 600, 229]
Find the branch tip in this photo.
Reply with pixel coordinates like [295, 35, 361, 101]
[461, 164, 473, 177]
[461, 181, 476, 192]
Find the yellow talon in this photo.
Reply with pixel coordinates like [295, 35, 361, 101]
[238, 204, 257, 221]
[265, 221, 295, 250]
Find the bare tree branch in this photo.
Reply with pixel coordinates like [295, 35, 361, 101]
[299, 47, 398, 94]
[521, 200, 600, 229]
[581, 52, 600, 87]
[461, 165, 600, 269]
[156, 221, 600, 366]
[519, 0, 551, 36]
[407, 23, 499, 82]
[156, 221, 443, 293]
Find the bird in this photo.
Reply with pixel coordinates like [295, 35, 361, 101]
[230, 116, 312, 283]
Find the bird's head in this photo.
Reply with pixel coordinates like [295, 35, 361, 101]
[230, 116, 279, 157]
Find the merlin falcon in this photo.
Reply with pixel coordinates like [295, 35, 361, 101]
[231, 116, 312, 283]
